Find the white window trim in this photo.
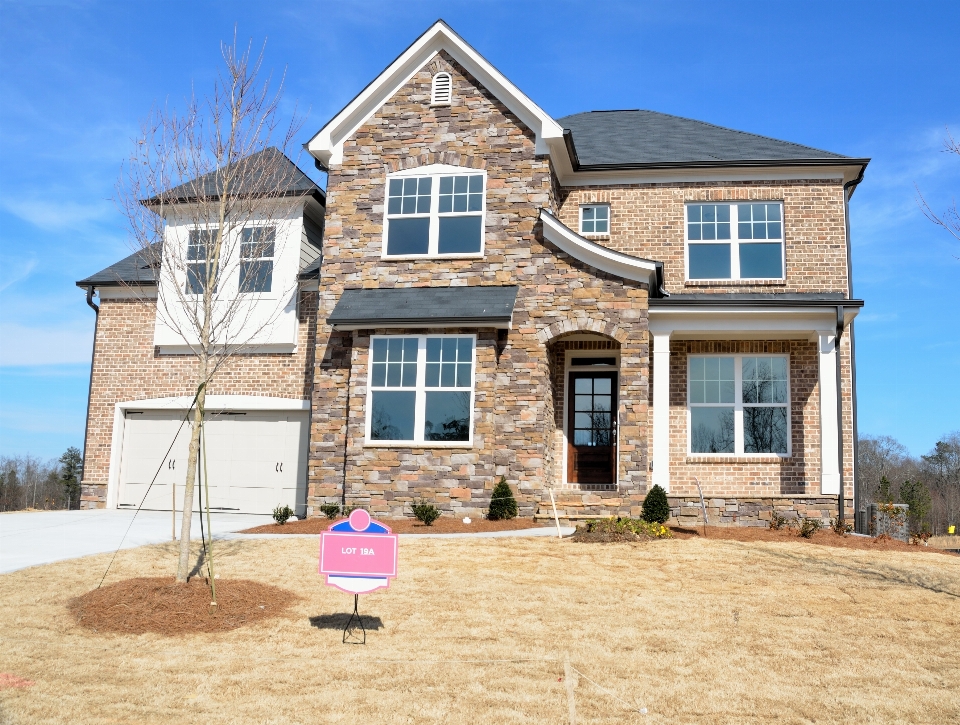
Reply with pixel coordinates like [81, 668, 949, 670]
[578, 204, 611, 237]
[184, 225, 220, 298]
[561, 349, 620, 486]
[381, 164, 487, 260]
[238, 224, 277, 298]
[364, 333, 477, 448]
[684, 201, 786, 281]
[686, 353, 791, 457]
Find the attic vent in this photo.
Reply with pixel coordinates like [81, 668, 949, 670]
[431, 72, 452, 106]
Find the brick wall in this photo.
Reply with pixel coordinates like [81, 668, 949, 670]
[650, 337, 855, 513]
[311, 51, 652, 517]
[557, 182, 849, 295]
[80, 292, 317, 508]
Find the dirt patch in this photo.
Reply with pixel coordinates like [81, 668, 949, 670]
[671, 524, 958, 555]
[68, 577, 299, 635]
[240, 515, 548, 535]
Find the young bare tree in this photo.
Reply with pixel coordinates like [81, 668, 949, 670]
[916, 126, 960, 252]
[117, 35, 309, 582]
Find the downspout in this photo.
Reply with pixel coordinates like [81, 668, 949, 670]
[80, 286, 99, 510]
[842, 164, 866, 528]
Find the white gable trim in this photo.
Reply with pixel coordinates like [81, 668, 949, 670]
[307, 20, 564, 168]
[539, 209, 659, 286]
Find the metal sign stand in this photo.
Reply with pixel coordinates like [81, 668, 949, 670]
[343, 594, 366, 645]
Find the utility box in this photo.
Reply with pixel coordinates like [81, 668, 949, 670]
[867, 503, 909, 541]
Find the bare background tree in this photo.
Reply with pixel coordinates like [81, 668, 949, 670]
[916, 126, 960, 253]
[116, 33, 306, 582]
[858, 431, 960, 534]
[0, 447, 82, 512]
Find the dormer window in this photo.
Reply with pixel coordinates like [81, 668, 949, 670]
[239, 226, 275, 293]
[383, 165, 486, 258]
[431, 72, 452, 106]
[185, 228, 218, 294]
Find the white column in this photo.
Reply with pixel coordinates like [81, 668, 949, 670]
[652, 332, 671, 491]
[818, 331, 840, 495]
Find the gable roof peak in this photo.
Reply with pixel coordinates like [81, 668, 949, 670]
[306, 20, 564, 169]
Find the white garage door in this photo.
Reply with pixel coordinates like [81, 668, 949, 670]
[117, 409, 309, 515]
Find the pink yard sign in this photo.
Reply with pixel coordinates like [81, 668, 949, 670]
[319, 509, 398, 594]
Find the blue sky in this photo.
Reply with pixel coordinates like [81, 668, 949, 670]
[0, 0, 957, 461]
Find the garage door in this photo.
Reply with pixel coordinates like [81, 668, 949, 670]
[117, 409, 309, 515]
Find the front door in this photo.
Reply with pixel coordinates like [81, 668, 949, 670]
[567, 371, 617, 484]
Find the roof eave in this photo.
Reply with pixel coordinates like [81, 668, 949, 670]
[140, 187, 325, 209]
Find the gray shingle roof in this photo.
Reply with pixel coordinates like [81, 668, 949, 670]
[76, 244, 159, 287]
[144, 147, 324, 205]
[559, 110, 861, 169]
[327, 286, 519, 328]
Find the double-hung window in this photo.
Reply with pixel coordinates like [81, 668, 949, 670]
[185, 228, 218, 294]
[239, 226, 275, 293]
[368, 335, 475, 444]
[686, 202, 784, 280]
[383, 166, 486, 257]
[689, 355, 789, 455]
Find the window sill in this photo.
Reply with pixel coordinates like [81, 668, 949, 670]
[685, 455, 790, 464]
[684, 279, 786, 287]
[581, 233, 610, 241]
[381, 253, 485, 261]
[363, 441, 474, 450]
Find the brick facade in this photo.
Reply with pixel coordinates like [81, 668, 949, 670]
[557, 182, 849, 295]
[79, 293, 317, 508]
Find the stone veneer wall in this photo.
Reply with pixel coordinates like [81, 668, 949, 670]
[670, 496, 841, 528]
[556, 182, 850, 296]
[309, 51, 651, 518]
[79, 292, 317, 508]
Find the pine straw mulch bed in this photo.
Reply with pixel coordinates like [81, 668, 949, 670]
[670, 524, 958, 555]
[68, 577, 300, 635]
[241, 516, 548, 535]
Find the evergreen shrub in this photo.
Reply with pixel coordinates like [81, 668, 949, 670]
[487, 476, 518, 520]
[411, 499, 441, 526]
[641, 484, 670, 524]
[272, 504, 293, 525]
[319, 503, 341, 519]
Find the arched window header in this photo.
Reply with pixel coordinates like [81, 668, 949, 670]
[431, 72, 452, 106]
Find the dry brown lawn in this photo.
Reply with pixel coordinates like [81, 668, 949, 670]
[1, 535, 958, 724]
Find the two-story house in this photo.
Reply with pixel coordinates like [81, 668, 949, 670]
[77, 21, 866, 526]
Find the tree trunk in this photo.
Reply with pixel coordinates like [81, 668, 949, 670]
[176, 374, 207, 582]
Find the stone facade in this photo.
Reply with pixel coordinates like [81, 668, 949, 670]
[309, 52, 652, 518]
[79, 293, 317, 508]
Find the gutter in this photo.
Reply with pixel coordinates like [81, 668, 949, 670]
[79, 286, 99, 509]
[842, 162, 868, 529]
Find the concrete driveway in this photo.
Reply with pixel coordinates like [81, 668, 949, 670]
[0, 509, 273, 574]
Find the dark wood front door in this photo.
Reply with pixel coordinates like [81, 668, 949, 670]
[567, 371, 617, 484]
